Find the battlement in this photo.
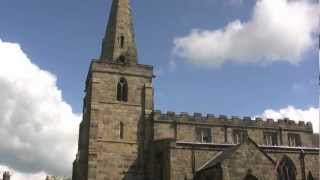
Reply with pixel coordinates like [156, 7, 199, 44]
[153, 110, 313, 131]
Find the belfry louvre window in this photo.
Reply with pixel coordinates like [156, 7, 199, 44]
[263, 132, 278, 146]
[196, 127, 212, 143]
[233, 129, 247, 144]
[288, 133, 301, 147]
[117, 78, 128, 102]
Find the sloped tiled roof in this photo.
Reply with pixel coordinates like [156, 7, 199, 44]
[197, 144, 241, 172]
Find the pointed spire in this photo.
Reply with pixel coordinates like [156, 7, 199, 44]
[100, 0, 138, 64]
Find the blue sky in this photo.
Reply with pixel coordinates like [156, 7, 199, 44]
[0, 0, 318, 178]
[0, 0, 317, 117]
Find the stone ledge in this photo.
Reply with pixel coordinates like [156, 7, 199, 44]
[98, 100, 141, 107]
[173, 141, 320, 154]
[97, 139, 138, 145]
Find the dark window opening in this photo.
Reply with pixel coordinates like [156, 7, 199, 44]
[244, 174, 258, 180]
[119, 122, 124, 139]
[120, 36, 125, 48]
[233, 129, 248, 144]
[277, 156, 297, 180]
[117, 78, 128, 102]
[118, 55, 126, 64]
[156, 153, 164, 180]
[264, 132, 278, 146]
[196, 127, 212, 143]
[288, 133, 301, 147]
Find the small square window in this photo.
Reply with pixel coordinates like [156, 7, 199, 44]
[263, 132, 278, 146]
[196, 127, 212, 143]
[288, 133, 301, 147]
[233, 129, 247, 144]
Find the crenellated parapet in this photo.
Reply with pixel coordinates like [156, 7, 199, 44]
[153, 110, 313, 131]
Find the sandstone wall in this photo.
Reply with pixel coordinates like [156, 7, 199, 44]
[83, 61, 153, 180]
[154, 111, 315, 147]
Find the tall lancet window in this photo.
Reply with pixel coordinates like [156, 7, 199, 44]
[119, 122, 124, 139]
[120, 35, 125, 48]
[117, 77, 128, 102]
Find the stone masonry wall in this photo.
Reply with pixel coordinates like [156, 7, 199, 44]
[170, 148, 221, 180]
[154, 111, 315, 147]
[222, 141, 275, 180]
[164, 142, 319, 180]
[83, 61, 153, 180]
[304, 153, 320, 179]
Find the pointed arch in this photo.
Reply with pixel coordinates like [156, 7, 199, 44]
[117, 77, 128, 102]
[276, 155, 297, 180]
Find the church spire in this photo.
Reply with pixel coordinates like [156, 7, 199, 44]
[100, 0, 138, 64]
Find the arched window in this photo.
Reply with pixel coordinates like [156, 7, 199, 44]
[277, 156, 297, 180]
[119, 122, 124, 139]
[117, 78, 128, 102]
[120, 36, 125, 48]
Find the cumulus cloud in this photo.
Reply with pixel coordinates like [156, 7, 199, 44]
[260, 106, 319, 133]
[0, 39, 81, 179]
[173, 0, 319, 67]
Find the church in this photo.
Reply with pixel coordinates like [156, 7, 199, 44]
[71, 0, 319, 179]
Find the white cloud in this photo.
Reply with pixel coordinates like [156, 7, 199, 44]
[260, 106, 319, 133]
[173, 0, 319, 67]
[0, 39, 81, 179]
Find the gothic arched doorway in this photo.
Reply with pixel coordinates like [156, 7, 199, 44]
[276, 156, 297, 180]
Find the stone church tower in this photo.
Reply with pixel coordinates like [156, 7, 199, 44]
[72, 0, 154, 179]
